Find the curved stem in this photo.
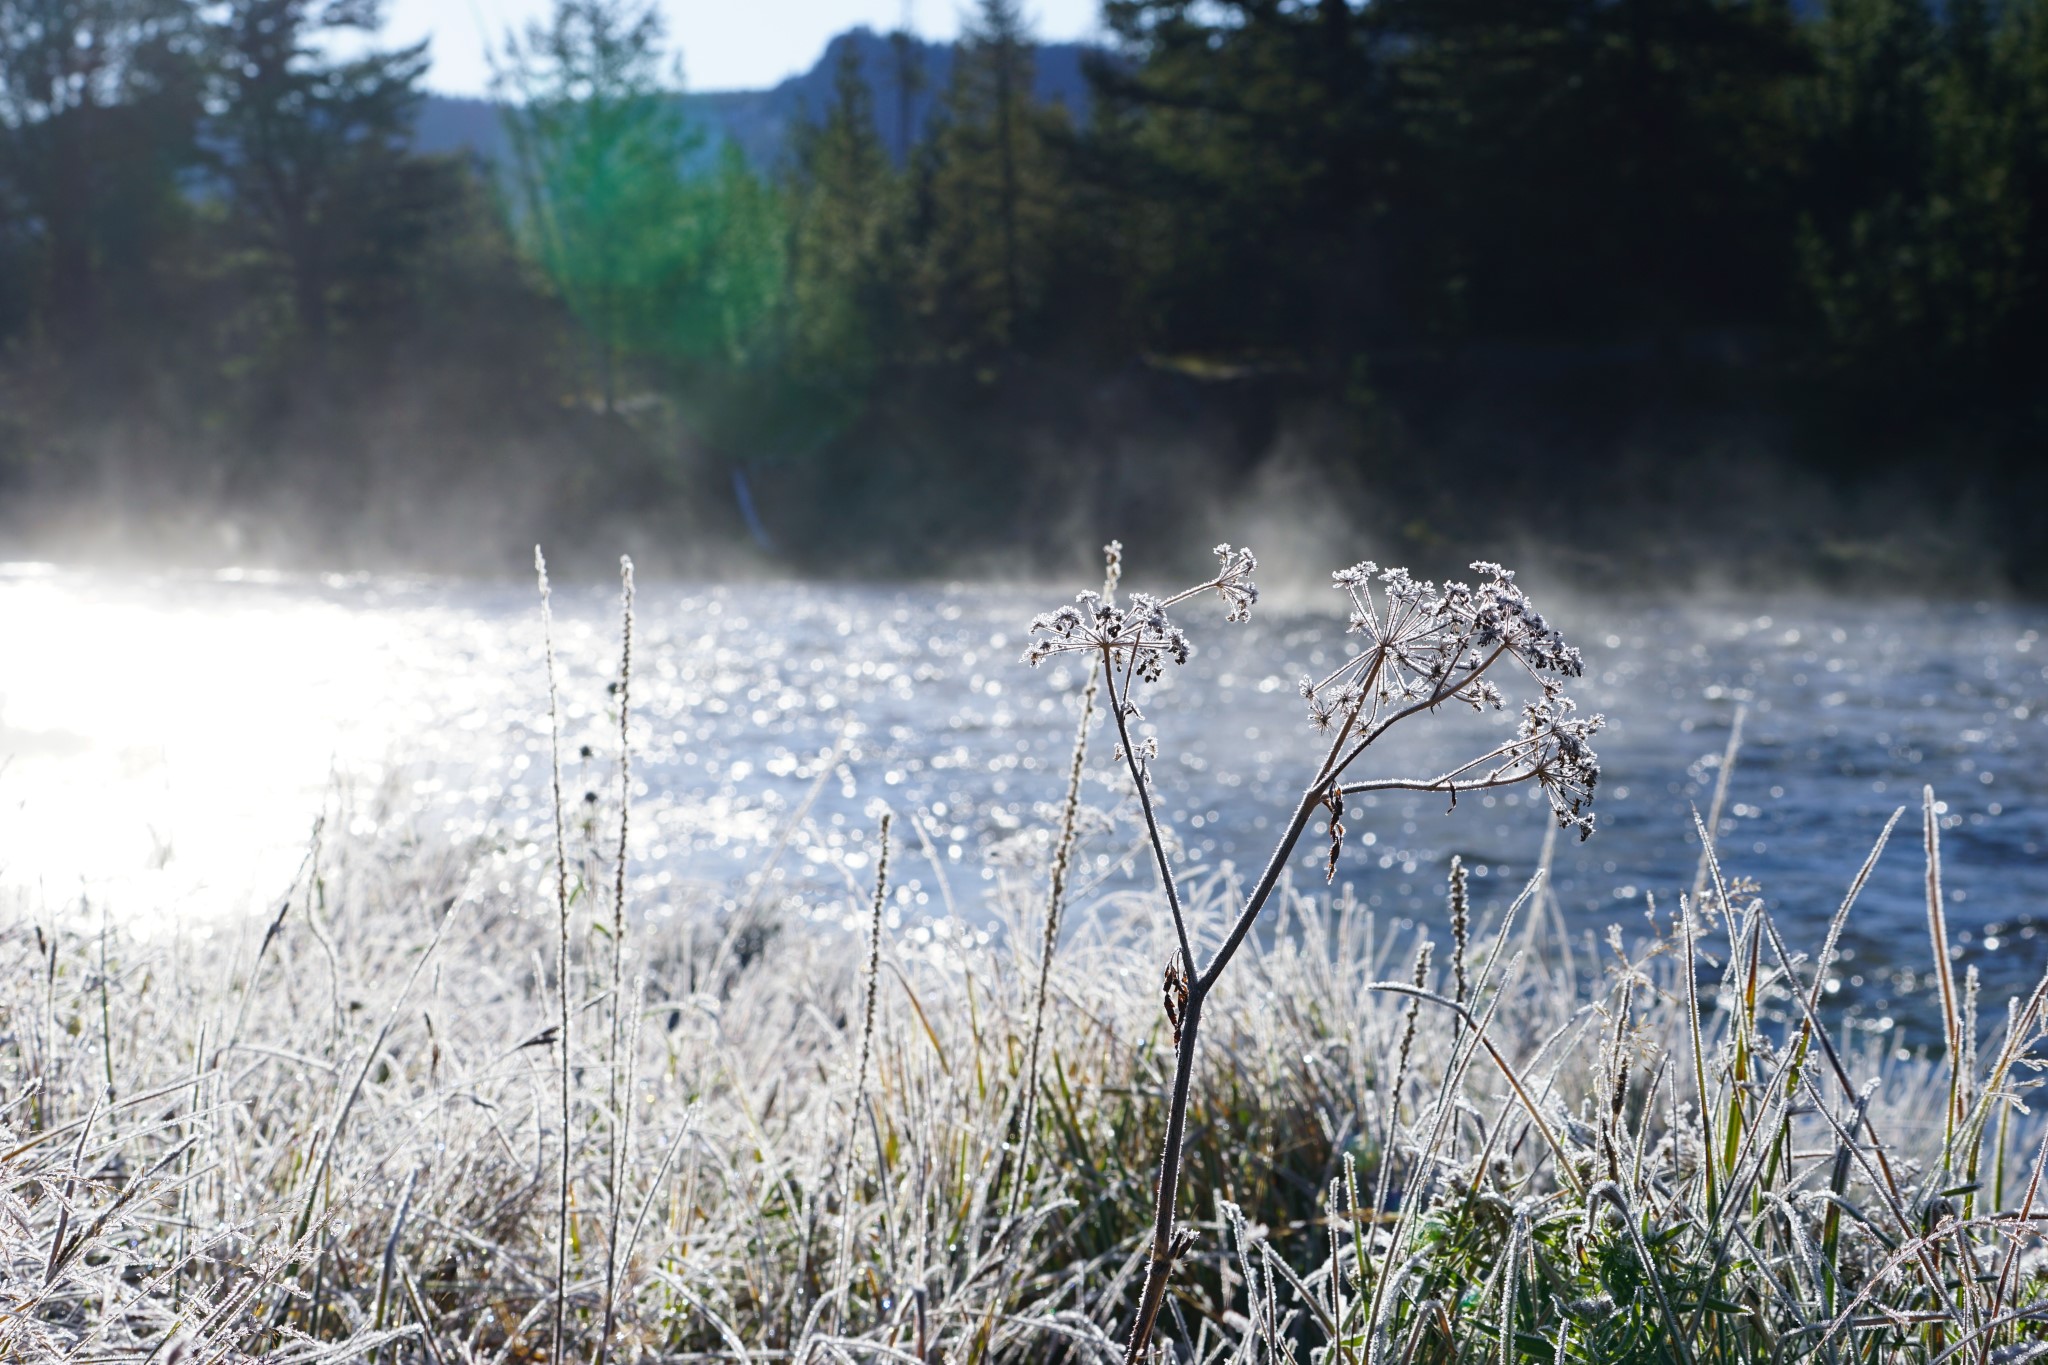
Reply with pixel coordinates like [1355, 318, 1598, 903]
[1364, 982, 1583, 1195]
[1341, 769, 1540, 799]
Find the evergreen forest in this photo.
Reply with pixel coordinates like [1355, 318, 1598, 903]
[3, 0, 2045, 586]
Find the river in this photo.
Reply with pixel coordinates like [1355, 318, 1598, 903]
[2, 562, 2042, 1046]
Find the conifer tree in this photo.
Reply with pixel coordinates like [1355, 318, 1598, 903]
[922, 0, 1067, 352]
[789, 39, 894, 384]
[496, 0, 696, 411]
[1796, 0, 2045, 410]
[208, 0, 432, 354]
[0, 0, 202, 348]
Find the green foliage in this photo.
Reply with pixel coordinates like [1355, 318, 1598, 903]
[207, 0, 434, 349]
[496, 0, 784, 417]
[1796, 0, 2048, 423]
[0, 0, 204, 346]
[917, 0, 1074, 354]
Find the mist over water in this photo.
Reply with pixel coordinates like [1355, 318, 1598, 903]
[3, 562, 2042, 1046]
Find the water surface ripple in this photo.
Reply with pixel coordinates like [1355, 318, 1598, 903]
[2, 566, 2042, 1044]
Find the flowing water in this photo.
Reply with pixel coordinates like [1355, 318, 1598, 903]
[3, 563, 2043, 1045]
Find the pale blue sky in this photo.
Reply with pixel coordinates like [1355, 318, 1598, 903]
[399, 0, 1105, 97]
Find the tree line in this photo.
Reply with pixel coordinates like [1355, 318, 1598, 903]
[2, 0, 2043, 581]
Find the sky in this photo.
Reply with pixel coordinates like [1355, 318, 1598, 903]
[395, 0, 1105, 97]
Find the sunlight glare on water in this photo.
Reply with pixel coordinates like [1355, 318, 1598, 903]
[0, 566, 413, 920]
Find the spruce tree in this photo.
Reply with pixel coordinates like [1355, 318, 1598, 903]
[0, 0, 203, 348]
[922, 0, 1066, 353]
[789, 39, 895, 384]
[208, 0, 431, 354]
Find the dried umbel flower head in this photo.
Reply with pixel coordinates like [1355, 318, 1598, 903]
[1025, 590, 1190, 684]
[1023, 544, 1259, 686]
[1306, 559, 1602, 840]
[1315, 560, 1580, 713]
[1211, 543, 1259, 622]
[1516, 685, 1601, 840]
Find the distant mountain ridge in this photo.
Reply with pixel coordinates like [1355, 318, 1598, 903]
[413, 26, 1102, 171]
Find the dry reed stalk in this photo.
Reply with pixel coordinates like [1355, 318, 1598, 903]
[1370, 940, 1431, 1235]
[830, 811, 891, 1335]
[1007, 671, 1094, 1223]
[1448, 856, 1470, 1013]
[536, 546, 573, 1365]
[596, 554, 634, 1365]
[1005, 544, 1120, 1225]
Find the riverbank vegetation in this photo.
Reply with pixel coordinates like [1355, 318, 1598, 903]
[3, 0, 2047, 584]
[4, 757, 2036, 1362]
[6, 556, 2047, 1363]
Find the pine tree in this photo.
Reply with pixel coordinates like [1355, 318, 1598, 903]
[886, 21, 926, 164]
[921, 0, 1067, 353]
[0, 0, 202, 348]
[208, 0, 431, 354]
[789, 38, 896, 384]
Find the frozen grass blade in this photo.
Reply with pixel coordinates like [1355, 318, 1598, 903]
[1926, 784, 1964, 1171]
[1691, 702, 1744, 916]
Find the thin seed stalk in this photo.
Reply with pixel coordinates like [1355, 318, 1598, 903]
[596, 554, 634, 1365]
[831, 812, 890, 1332]
[1926, 785, 1964, 1171]
[537, 546, 573, 1365]
[1681, 897, 1718, 1224]
[1009, 670, 1095, 1220]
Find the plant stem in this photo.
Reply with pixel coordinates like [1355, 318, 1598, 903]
[1123, 779, 1325, 1363]
[596, 555, 634, 1365]
[538, 547, 573, 1365]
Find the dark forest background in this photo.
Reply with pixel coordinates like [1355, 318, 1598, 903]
[2, 0, 2044, 588]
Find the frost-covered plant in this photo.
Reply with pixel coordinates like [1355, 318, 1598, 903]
[1026, 545, 1603, 1361]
